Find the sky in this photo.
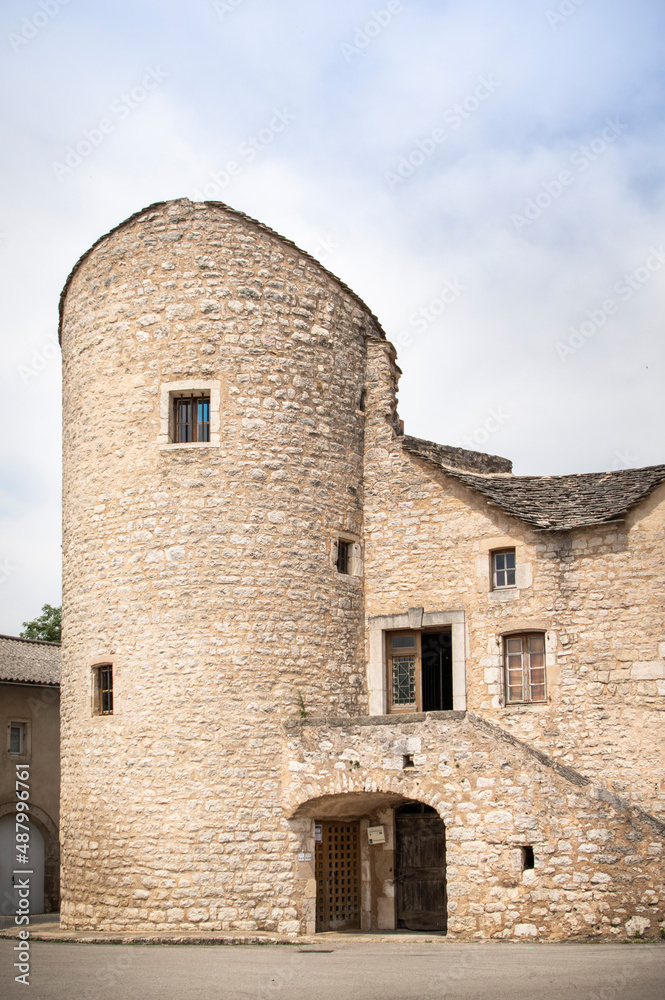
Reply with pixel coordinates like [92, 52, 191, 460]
[1, 0, 664, 634]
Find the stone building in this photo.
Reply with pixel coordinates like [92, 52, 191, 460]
[0, 635, 61, 914]
[58, 198, 664, 939]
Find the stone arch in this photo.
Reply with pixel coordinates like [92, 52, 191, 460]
[286, 785, 448, 934]
[0, 801, 60, 913]
[284, 772, 448, 822]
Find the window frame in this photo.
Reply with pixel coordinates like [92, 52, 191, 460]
[386, 628, 454, 714]
[8, 722, 25, 755]
[492, 548, 517, 590]
[503, 632, 547, 705]
[336, 539, 352, 574]
[92, 664, 114, 716]
[6, 719, 31, 759]
[159, 380, 221, 449]
[333, 537, 362, 578]
[171, 393, 211, 444]
[368, 610, 466, 716]
[387, 631, 421, 713]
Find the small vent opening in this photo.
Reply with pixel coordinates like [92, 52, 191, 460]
[521, 845, 535, 871]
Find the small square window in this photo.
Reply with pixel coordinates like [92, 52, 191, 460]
[492, 549, 516, 589]
[172, 394, 210, 443]
[93, 664, 114, 716]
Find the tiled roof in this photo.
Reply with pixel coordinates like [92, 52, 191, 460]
[0, 635, 60, 685]
[402, 435, 513, 474]
[402, 437, 665, 530]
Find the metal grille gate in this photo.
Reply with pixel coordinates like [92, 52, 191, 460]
[315, 822, 360, 931]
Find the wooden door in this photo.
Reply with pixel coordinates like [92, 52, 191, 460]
[315, 822, 361, 931]
[395, 804, 447, 931]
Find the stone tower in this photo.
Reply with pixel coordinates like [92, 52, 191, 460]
[59, 199, 383, 930]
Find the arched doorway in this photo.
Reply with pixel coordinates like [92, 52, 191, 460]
[395, 802, 447, 931]
[290, 791, 447, 934]
[0, 814, 45, 915]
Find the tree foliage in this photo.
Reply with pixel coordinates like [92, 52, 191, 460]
[20, 603, 61, 643]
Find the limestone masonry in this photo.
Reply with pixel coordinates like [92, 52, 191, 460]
[59, 199, 664, 939]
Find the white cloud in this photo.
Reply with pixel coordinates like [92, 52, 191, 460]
[1, 0, 664, 630]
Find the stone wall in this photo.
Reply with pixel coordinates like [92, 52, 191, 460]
[284, 713, 664, 940]
[363, 339, 665, 817]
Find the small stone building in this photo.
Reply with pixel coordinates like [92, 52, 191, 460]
[58, 199, 664, 939]
[0, 635, 60, 914]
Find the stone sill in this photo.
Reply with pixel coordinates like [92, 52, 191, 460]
[488, 589, 521, 603]
[159, 443, 219, 450]
[284, 710, 467, 730]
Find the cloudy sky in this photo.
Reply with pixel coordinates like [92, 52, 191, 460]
[1, 0, 664, 634]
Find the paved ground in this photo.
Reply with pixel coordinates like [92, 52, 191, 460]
[2, 938, 663, 1000]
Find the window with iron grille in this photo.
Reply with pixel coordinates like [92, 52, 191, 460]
[492, 549, 516, 589]
[172, 394, 211, 443]
[504, 633, 546, 704]
[94, 664, 114, 715]
[386, 630, 454, 713]
[392, 655, 416, 706]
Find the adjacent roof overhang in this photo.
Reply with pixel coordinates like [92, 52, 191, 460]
[402, 436, 665, 531]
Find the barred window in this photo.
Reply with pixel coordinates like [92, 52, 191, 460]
[93, 664, 114, 716]
[492, 549, 516, 589]
[334, 538, 362, 577]
[172, 394, 210, 443]
[504, 633, 546, 704]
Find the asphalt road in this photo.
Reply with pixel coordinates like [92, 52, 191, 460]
[2, 939, 664, 1000]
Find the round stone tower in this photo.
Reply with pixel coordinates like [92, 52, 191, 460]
[59, 199, 384, 931]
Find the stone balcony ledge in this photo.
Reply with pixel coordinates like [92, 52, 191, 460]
[284, 710, 467, 730]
